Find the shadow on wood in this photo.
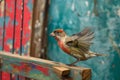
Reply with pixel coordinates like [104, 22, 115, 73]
[0, 51, 91, 80]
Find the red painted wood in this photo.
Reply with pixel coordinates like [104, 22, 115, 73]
[4, 0, 15, 51]
[0, 0, 4, 50]
[2, 0, 16, 80]
[0, 2, 4, 79]
[14, 0, 25, 79]
[0, 0, 34, 79]
[14, 0, 22, 54]
[22, 0, 33, 56]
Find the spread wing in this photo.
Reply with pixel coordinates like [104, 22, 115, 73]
[65, 28, 94, 54]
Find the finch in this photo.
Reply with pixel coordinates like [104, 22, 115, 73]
[50, 28, 105, 65]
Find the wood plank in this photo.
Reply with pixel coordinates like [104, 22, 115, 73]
[21, 0, 34, 56]
[0, 0, 6, 80]
[14, 0, 34, 79]
[14, 0, 22, 54]
[0, 0, 4, 51]
[4, 0, 15, 52]
[2, 0, 16, 79]
[14, 1, 26, 79]
[0, 2, 4, 79]
[0, 51, 91, 80]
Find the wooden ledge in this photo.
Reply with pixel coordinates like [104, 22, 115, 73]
[0, 51, 91, 80]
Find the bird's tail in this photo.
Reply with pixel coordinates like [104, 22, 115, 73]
[95, 53, 108, 56]
[89, 51, 108, 57]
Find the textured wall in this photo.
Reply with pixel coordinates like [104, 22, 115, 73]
[47, 0, 120, 80]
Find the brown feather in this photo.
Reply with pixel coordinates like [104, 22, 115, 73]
[65, 27, 94, 57]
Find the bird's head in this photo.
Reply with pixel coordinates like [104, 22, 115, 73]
[50, 29, 66, 41]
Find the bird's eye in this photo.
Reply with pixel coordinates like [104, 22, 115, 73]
[56, 32, 59, 34]
[54, 31, 60, 35]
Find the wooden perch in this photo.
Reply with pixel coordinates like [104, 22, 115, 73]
[0, 51, 91, 80]
[53, 66, 70, 77]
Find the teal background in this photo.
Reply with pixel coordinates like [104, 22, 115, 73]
[47, 0, 120, 80]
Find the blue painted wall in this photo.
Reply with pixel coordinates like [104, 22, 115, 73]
[47, 0, 120, 80]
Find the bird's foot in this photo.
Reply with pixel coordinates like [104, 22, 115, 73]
[67, 59, 80, 66]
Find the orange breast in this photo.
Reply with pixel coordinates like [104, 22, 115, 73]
[58, 41, 70, 54]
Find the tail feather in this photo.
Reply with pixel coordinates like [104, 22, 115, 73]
[89, 51, 108, 57]
[95, 53, 108, 56]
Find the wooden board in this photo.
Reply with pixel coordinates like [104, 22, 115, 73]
[22, 0, 34, 56]
[0, 51, 91, 80]
[14, 0, 26, 80]
[4, 0, 15, 52]
[2, 0, 16, 79]
[0, 0, 4, 51]
[14, 0, 22, 54]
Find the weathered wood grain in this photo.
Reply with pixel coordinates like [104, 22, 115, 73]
[0, 51, 91, 80]
[53, 66, 70, 77]
[30, 0, 48, 58]
[0, 0, 5, 80]
[0, 0, 4, 51]
[14, 0, 22, 54]
[2, 0, 16, 79]
[22, 0, 34, 56]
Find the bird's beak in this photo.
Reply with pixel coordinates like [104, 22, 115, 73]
[50, 32, 55, 37]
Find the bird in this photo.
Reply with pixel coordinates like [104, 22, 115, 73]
[50, 28, 106, 65]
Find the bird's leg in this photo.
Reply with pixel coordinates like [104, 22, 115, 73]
[68, 59, 80, 66]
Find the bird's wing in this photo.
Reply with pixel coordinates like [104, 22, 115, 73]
[71, 27, 93, 39]
[65, 27, 94, 54]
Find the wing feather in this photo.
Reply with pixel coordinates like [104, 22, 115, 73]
[66, 27, 94, 54]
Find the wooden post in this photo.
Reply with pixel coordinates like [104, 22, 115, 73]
[30, 0, 48, 58]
